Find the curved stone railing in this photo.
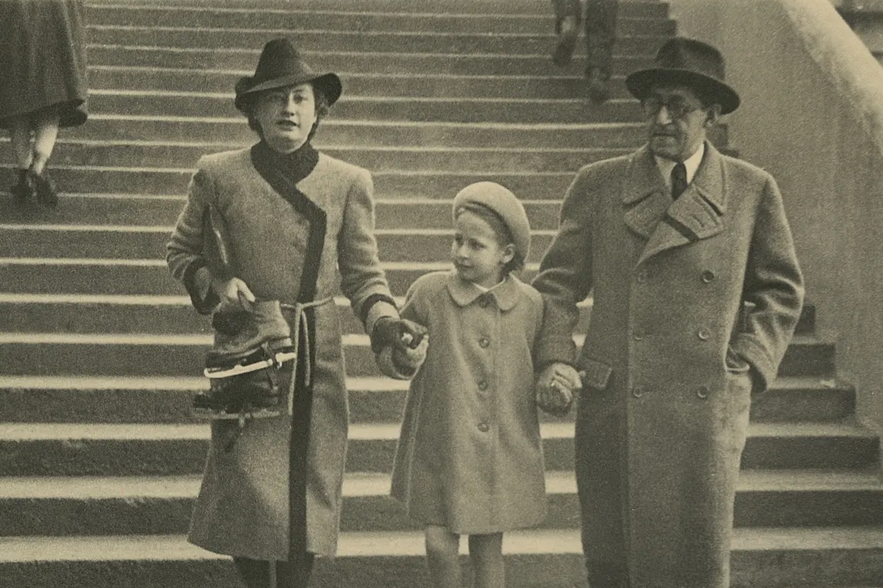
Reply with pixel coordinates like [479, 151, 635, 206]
[670, 0, 883, 435]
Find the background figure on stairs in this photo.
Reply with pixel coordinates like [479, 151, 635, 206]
[387, 182, 580, 588]
[551, 0, 618, 103]
[532, 38, 805, 588]
[0, 0, 88, 208]
[166, 38, 423, 588]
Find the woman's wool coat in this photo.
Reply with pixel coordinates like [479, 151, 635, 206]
[0, 0, 88, 127]
[532, 143, 804, 588]
[390, 271, 548, 534]
[167, 147, 398, 560]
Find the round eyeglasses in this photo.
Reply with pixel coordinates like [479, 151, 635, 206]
[640, 96, 701, 120]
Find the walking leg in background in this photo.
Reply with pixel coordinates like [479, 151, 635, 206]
[30, 107, 61, 208]
[584, 0, 618, 103]
[551, 0, 581, 67]
[7, 116, 35, 202]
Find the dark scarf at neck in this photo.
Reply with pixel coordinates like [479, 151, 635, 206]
[252, 140, 319, 186]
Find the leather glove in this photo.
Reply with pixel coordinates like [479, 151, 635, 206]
[376, 333, 429, 380]
[370, 317, 427, 354]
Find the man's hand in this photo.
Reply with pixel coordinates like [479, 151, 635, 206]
[536, 362, 582, 416]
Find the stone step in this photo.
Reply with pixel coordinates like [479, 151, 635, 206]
[0, 421, 876, 477]
[2, 469, 881, 537]
[0, 293, 817, 337]
[0, 194, 565, 230]
[0, 257, 478, 296]
[0, 372, 851, 425]
[85, 91, 644, 124]
[42, 117, 674, 149]
[84, 7, 673, 37]
[86, 45, 658, 77]
[55, 118, 726, 150]
[2, 526, 883, 588]
[0, 167, 576, 198]
[86, 26, 668, 57]
[83, 0, 666, 18]
[0, 330, 836, 379]
[87, 67, 644, 100]
[2, 140, 629, 173]
[0, 223, 556, 263]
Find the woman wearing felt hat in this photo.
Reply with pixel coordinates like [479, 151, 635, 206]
[166, 38, 424, 588]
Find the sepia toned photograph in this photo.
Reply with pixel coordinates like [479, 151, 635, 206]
[1, 0, 882, 586]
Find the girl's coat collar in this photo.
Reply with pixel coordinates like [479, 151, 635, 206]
[445, 270, 521, 311]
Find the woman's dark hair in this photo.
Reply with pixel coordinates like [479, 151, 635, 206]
[240, 83, 330, 143]
[455, 203, 525, 276]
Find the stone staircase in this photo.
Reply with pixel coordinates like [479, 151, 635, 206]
[838, 0, 883, 65]
[1, 1, 882, 586]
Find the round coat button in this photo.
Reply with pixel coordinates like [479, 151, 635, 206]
[478, 380, 488, 391]
[696, 386, 710, 399]
[697, 328, 710, 341]
[701, 270, 715, 283]
[635, 270, 648, 284]
[631, 386, 645, 398]
[633, 330, 645, 341]
[478, 422, 490, 432]
[478, 297, 489, 308]
[479, 337, 490, 348]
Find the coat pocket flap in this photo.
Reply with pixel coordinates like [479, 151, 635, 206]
[579, 358, 613, 390]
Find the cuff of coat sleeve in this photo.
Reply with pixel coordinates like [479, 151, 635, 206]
[365, 300, 399, 336]
[730, 334, 776, 393]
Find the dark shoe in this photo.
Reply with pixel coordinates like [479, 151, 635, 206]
[552, 16, 579, 67]
[9, 168, 35, 203]
[586, 67, 611, 104]
[31, 170, 58, 208]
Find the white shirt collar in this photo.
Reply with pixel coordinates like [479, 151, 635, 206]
[655, 141, 706, 189]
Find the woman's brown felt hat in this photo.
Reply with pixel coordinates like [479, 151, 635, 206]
[234, 38, 342, 111]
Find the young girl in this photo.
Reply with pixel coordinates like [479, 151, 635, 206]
[385, 181, 579, 588]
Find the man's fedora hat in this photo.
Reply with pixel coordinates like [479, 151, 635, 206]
[234, 38, 342, 111]
[625, 37, 740, 115]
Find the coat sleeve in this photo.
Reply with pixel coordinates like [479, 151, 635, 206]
[531, 168, 596, 368]
[337, 167, 399, 334]
[731, 175, 805, 392]
[166, 164, 220, 314]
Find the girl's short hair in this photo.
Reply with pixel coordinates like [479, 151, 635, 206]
[455, 203, 525, 275]
[240, 83, 330, 143]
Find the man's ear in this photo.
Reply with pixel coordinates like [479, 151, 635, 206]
[704, 103, 722, 128]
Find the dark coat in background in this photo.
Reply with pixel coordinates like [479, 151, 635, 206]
[167, 147, 399, 560]
[0, 0, 88, 127]
[532, 142, 804, 588]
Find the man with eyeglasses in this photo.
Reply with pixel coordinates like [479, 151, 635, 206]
[532, 38, 804, 588]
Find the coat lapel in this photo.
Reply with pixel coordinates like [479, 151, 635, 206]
[625, 143, 728, 266]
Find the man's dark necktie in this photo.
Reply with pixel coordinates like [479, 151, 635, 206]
[671, 162, 688, 200]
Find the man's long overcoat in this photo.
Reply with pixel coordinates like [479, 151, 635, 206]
[532, 143, 804, 588]
[167, 147, 397, 560]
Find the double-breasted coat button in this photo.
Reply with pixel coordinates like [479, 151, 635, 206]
[696, 385, 710, 399]
[633, 330, 645, 341]
[635, 269, 648, 283]
[479, 337, 490, 348]
[478, 380, 489, 391]
[701, 270, 715, 283]
[631, 386, 645, 398]
[478, 422, 490, 432]
[697, 328, 710, 341]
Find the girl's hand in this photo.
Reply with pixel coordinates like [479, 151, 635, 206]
[212, 276, 256, 310]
